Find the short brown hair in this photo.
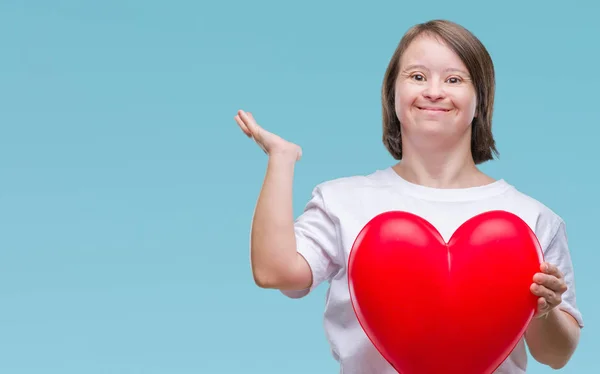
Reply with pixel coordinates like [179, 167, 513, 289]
[381, 19, 499, 164]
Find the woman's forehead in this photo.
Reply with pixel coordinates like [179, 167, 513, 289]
[400, 36, 468, 72]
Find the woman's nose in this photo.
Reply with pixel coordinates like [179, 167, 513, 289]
[422, 82, 445, 101]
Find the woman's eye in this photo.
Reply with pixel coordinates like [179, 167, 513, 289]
[447, 77, 461, 84]
[412, 74, 425, 81]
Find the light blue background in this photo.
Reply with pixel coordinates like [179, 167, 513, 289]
[1, 1, 597, 373]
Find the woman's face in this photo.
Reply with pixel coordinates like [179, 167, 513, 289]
[394, 35, 477, 151]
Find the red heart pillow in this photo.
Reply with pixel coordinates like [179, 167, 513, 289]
[348, 210, 543, 374]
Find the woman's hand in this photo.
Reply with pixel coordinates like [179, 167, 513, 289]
[530, 262, 568, 318]
[234, 110, 302, 161]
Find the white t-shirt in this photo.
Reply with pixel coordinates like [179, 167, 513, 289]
[282, 167, 584, 374]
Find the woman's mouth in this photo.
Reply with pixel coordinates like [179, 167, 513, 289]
[417, 106, 451, 112]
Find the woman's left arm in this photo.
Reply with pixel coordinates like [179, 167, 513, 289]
[525, 262, 582, 369]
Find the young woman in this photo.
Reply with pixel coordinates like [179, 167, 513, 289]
[234, 19, 583, 374]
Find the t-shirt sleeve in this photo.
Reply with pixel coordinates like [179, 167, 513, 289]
[542, 219, 584, 327]
[281, 185, 342, 299]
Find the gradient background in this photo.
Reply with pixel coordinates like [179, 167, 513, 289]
[1, 1, 597, 373]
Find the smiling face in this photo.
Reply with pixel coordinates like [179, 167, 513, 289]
[394, 34, 478, 151]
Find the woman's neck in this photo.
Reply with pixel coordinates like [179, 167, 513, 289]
[392, 149, 494, 189]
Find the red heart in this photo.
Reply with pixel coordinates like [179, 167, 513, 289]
[348, 210, 543, 374]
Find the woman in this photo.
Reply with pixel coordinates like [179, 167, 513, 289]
[234, 19, 583, 373]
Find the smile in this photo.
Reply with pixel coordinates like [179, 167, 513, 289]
[417, 106, 451, 112]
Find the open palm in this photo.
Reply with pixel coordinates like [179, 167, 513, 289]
[234, 110, 302, 161]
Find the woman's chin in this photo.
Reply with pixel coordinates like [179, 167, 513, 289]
[414, 121, 453, 135]
[403, 122, 470, 148]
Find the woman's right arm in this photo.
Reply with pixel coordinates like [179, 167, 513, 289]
[234, 110, 312, 291]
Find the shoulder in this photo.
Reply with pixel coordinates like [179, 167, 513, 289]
[299, 168, 397, 216]
[313, 167, 396, 197]
[504, 183, 565, 248]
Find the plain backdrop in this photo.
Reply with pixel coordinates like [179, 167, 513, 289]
[1, 1, 598, 373]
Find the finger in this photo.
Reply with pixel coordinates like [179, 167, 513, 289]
[238, 111, 269, 153]
[541, 262, 563, 279]
[241, 112, 267, 145]
[537, 297, 549, 313]
[533, 273, 568, 294]
[530, 283, 554, 299]
[234, 110, 251, 132]
[530, 283, 562, 306]
[234, 115, 252, 137]
[239, 110, 261, 135]
[246, 112, 260, 136]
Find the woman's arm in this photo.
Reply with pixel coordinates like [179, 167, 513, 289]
[525, 308, 581, 369]
[250, 154, 312, 290]
[234, 110, 312, 290]
[525, 262, 582, 369]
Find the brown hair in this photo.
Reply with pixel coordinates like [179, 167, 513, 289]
[382, 19, 499, 164]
